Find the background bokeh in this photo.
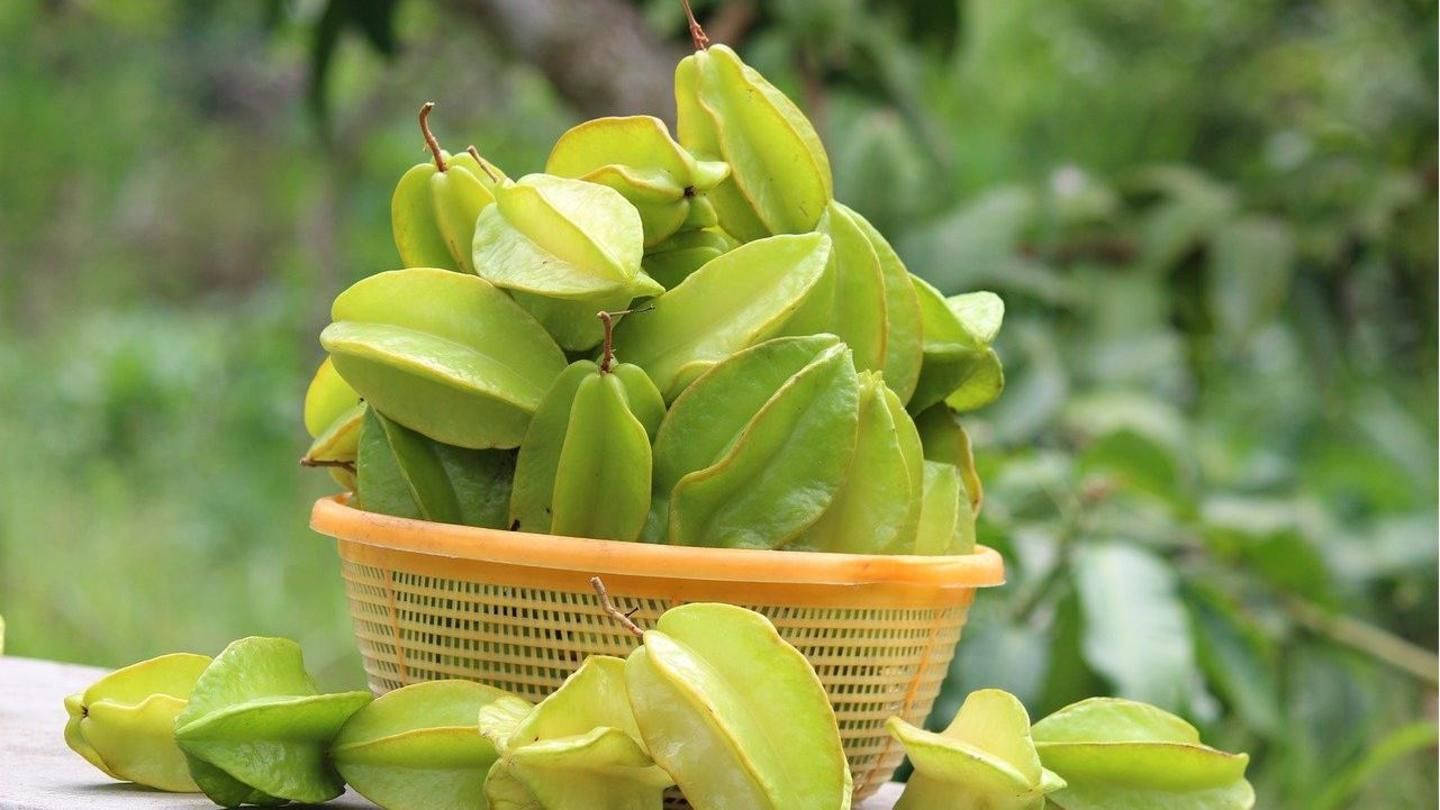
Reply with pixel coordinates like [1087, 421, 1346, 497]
[1, 1, 1435, 806]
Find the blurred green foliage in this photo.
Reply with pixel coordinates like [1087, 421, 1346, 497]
[0, 1, 1433, 807]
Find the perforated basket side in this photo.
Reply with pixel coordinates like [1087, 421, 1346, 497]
[337, 544, 973, 799]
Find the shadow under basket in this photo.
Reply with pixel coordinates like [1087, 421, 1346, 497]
[311, 494, 1005, 801]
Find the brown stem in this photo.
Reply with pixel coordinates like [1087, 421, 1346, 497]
[1286, 597, 1439, 687]
[681, 0, 710, 50]
[590, 576, 645, 638]
[595, 306, 652, 373]
[466, 145, 502, 183]
[418, 102, 446, 172]
[597, 310, 618, 373]
[299, 457, 357, 472]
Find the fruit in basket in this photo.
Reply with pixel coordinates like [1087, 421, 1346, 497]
[1033, 698, 1255, 810]
[914, 460, 976, 555]
[301, 358, 363, 489]
[332, 680, 514, 810]
[783, 201, 889, 374]
[610, 232, 831, 400]
[546, 115, 729, 248]
[63, 653, 212, 792]
[842, 202, 924, 403]
[356, 408, 515, 527]
[913, 405, 984, 515]
[307, 14, 1007, 558]
[624, 602, 852, 810]
[471, 171, 663, 351]
[510, 312, 664, 540]
[391, 102, 504, 273]
[173, 636, 372, 807]
[480, 656, 671, 809]
[793, 371, 924, 554]
[909, 277, 1005, 414]
[641, 227, 736, 289]
[886, 689, 1065, 810]
[650, 334, 861, 548]
[321, 268, 567, 449]
[675, 41, 833, 241]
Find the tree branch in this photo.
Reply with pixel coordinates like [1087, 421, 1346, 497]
[445, 0, 686, 123]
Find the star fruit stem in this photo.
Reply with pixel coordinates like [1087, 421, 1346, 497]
[466, 146, 502, 184]
[681, 0, 710, 50]
[596, 307, 651, 373]
[590, 576, 645, 638]
[418, 102, 446, 172]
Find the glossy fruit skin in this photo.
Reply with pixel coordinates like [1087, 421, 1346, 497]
[509, 359, 663, 541]
[173, 637, 373, 808]
[840, 203, 923, 404]
[676, 44, 833, 241]
[913, 404, 984, 515]
[320, 268, 567, 449]
[650, 335, 862, 549]
[1033, 698, 1255, 810]
[332, 680, 513, 810]
[472, 173, 662, 351]
[792, 371, 924, 554]
[641, 227, 736, 290]
[546, 115, 729, 248]
[356, 408, 515, 528]
[479, 656, 670, 810]
[909, 276, 1005, 414]
[914, 460, 976, 555]
[624, 603, 852, 810]
[783, 202, 889, 375]
[63, 653, 212, 792]
[887, 689, 1064, 810]
[392, 149, 503, 273]
[611, 232, 832, 401]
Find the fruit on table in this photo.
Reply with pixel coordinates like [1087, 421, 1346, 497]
[320, 268, 567, 449]
[886, 689, 1065, 810]
[610, 232, 832, 400]
[332, 680, 514, 810]
[510, 312, 664, 540]
[355, 407, 515, 528]
[909, 276, 1005, 414]
[1033, 698, 1256, 810]
[649, 334, 861, 548]
[471, 172, 663, 351]
[391, 102, 504, 274]
[546, 115, 729, 249]
[624, 601, 852, 810]
[675, 41, 833, 241]
[792, 370, 924, 554]
[63, 653, 212, 792]
[173, 636, 372, 807]
[479, 656, 671, 809]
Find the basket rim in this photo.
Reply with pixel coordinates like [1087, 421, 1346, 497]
[311, 495, 1005, 589]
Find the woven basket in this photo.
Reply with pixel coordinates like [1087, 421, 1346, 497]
[310, 494, 1004, 800]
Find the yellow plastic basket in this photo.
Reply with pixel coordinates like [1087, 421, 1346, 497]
[311, 495, 1004, 800]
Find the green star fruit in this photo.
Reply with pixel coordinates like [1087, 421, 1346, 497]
[63, 653, 212, 792]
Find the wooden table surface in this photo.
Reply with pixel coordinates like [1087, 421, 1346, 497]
[0, 655, 905, 809]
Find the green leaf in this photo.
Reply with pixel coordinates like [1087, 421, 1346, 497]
[1072, 543, 1198, 711]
